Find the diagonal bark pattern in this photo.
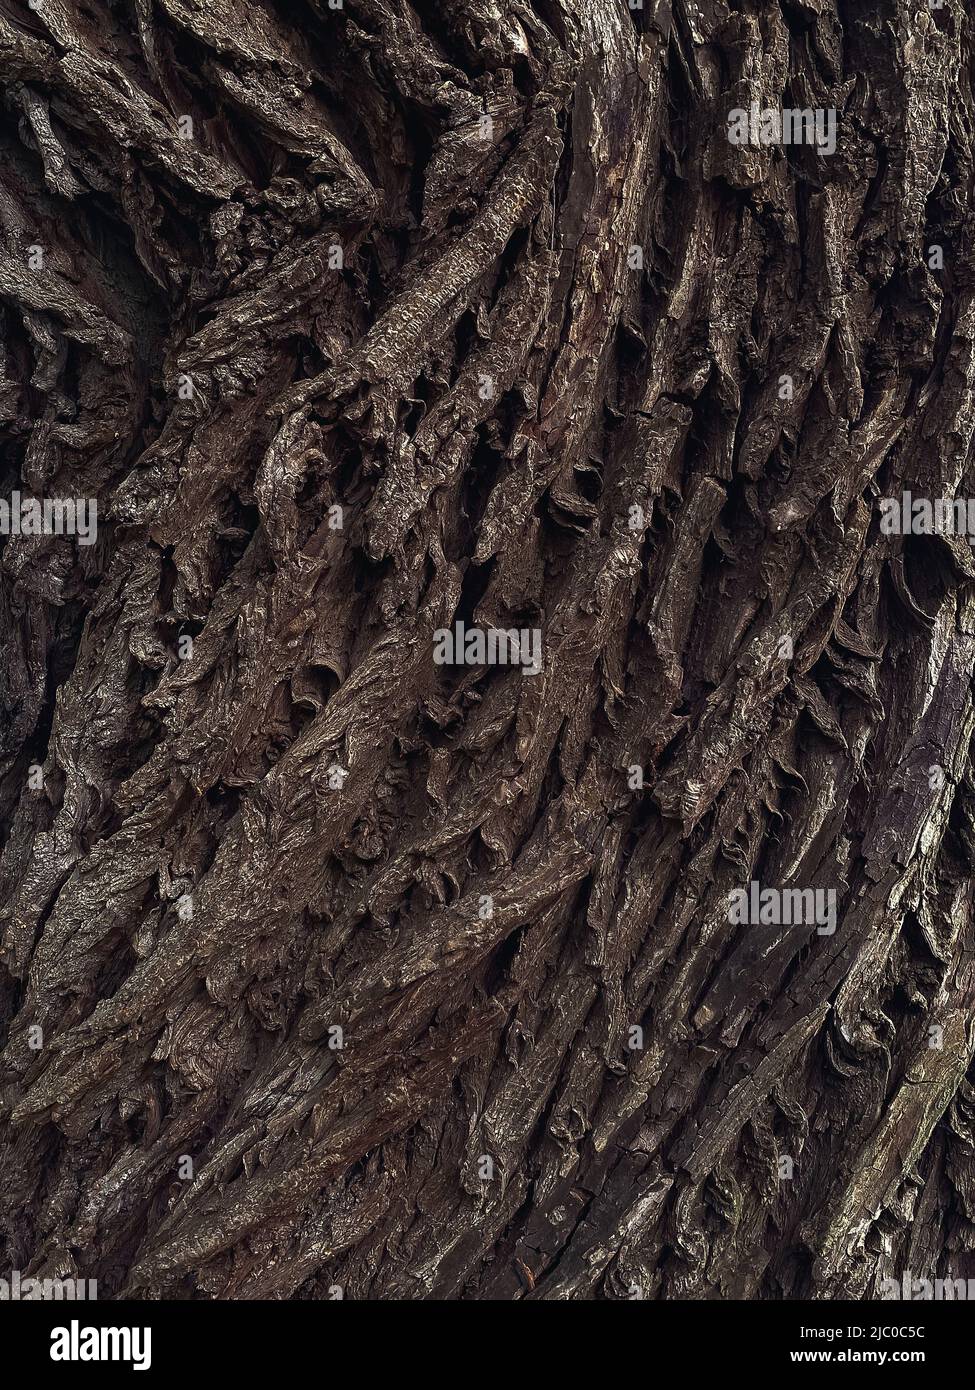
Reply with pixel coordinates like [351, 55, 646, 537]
[1, 0, 974, 1300]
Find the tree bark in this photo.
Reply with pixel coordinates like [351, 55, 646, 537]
[2, 0, 975, 1302]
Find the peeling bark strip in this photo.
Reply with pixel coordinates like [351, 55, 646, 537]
[1, 0, 975, 1306]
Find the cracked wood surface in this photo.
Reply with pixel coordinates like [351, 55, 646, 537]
[1, 0, 975, 1301]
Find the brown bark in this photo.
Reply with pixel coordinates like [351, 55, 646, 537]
[1, 0, 975, 1301]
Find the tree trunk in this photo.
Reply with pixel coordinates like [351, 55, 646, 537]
[2, 0, 975, 1303]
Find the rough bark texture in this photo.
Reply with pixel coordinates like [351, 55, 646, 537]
[2, 0, 975, 1302]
